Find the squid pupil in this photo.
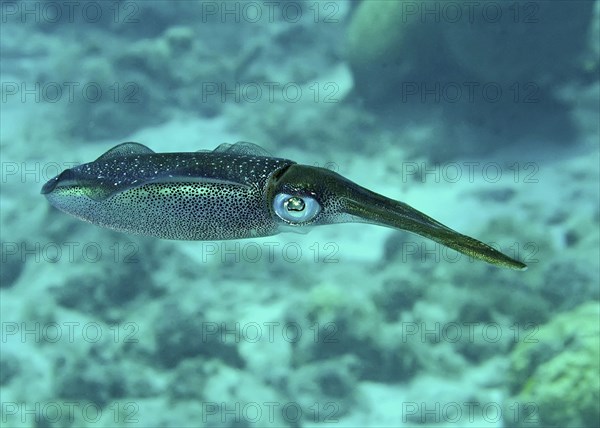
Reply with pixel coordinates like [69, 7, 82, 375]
[285, 197, 305, 212]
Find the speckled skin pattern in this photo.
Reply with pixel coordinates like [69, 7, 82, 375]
[42, 143, 295, 240]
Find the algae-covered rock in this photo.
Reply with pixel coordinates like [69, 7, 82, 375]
[287, 356, 359, 419]
[0, 242, 24, 288]
[55, 342, 127, 408]
[50, 243, 160, 322]
[153, 302, 244, 369]
[345, 0, 443, 104]
[346, 1, 407, 70]
[506, 302, 600, 427]
[289, 282, 420, 382]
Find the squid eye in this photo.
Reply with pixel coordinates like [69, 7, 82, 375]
[273, 193, 321, 224]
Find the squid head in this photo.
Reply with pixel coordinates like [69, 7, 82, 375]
[269, 164, 527, 270]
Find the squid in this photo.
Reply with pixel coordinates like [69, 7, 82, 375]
[42, 142, 526, 270]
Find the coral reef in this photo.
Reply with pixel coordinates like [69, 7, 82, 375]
[507, 302, 600, 428]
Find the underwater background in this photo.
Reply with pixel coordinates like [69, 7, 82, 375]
[1, 0, 599, 427]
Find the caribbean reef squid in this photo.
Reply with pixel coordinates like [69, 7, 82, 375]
[41, 142, 526, 270]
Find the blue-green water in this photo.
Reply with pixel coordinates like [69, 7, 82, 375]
[1, 1, 599, 427]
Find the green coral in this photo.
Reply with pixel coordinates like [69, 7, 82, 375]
[507, 302, 600, 428]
